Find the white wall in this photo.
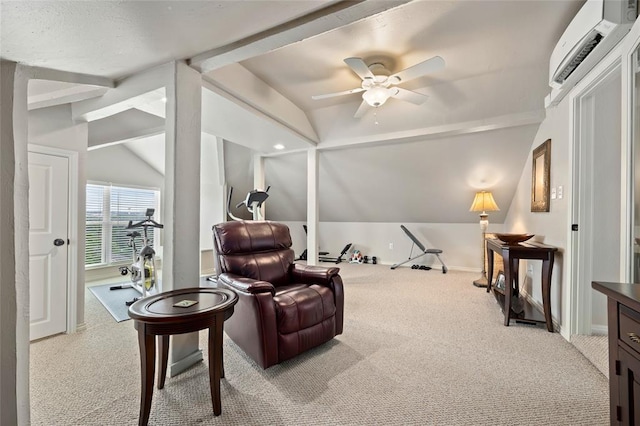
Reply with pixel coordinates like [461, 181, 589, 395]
[504, 44, 627, 337]
[503, 98, 570, 331]
[281, 220, 503, 271]
[265, 126, 538, 223]
[87, 143, 164, 189]
[28, 103, 88, 327]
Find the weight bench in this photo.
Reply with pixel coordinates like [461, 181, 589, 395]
[390, 225, 447, 273]
[319, 243, 352, 264]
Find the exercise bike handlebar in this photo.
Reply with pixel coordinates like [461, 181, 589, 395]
[126, 208, 164, 229]
[126, 218, 164, 229]
[227, 186, 270, 221]
[127, 219, 164, 229]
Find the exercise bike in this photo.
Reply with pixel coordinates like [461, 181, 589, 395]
[227, 186, 270, 221]
[110, 208, 164, 305]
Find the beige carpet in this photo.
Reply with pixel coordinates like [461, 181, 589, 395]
[571, 334, 609, 378]
[30, 264, 609, 425]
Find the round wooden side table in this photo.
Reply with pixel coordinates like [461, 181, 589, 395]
[128, 287, 238, 426]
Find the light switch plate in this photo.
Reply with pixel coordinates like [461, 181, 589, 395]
[558, 185, 563, 199]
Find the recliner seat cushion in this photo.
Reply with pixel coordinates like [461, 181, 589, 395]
[274, 283, 309, 296]
[278, 317, 336, 363]
[274, 284, 337, 363]
[274, 285, 336, 334]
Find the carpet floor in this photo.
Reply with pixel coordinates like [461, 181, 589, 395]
[30, 264, 609, 425]
[571, 334, 609, 378]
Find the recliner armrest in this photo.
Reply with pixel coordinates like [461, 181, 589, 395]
[290, 263, 340, 286]
[218, 273, 275, 295]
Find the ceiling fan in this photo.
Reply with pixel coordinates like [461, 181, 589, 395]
[311, 55, 445, 118]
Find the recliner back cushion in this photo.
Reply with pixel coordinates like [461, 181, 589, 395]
[213, 221, 294, 286]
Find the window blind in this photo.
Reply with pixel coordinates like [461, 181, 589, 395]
[85, 184, 160, 267]
[86, 184, 105, 266]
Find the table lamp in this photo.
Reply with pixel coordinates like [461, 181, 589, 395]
[470, 191, 500, 287]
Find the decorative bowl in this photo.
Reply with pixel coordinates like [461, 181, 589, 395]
[494, 233, 534, 245]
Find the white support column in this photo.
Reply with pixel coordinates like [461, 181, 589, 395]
[254, 154, 265, 220]
[215, 137, 228, 221]
[1, 61, 31, 426]
[307, 148, 319, 266]
[216, 137, 226, 187]
[0, 59, 19, 426]
[14, 64, 30, 426]
[200, 133, 226, 249]
[163, 61, 203, 376]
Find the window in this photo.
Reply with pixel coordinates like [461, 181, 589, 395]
[85, 183, 161, 267]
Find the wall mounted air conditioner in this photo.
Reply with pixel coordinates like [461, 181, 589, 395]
[545, 0, 636, 107]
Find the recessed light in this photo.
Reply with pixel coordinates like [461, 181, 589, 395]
[274, 144, 285, 150]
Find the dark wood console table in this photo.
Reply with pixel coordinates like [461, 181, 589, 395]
[128, 287, 238, 426]
[486, 239, 558, 332]
[592, 281, 640, 425]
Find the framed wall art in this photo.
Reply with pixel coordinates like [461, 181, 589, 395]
[531, 139, 551, 212]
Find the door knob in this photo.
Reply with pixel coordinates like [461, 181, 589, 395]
[53, 238, 65, 246]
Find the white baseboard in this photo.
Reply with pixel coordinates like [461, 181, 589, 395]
[169, 349, 203, 377]
[590, 324, 608, 335]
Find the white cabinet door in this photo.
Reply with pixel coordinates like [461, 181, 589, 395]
[28, 151, 69, 341]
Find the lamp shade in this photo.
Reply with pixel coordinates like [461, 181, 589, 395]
[469, 191, 500, 213]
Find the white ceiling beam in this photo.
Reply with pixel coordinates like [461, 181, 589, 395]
[72, 62, 170, 121]
[87, 126, 165, 151]
[312, 110, 546, 151]
[202, 76, 317, 147]
[25, 66, 114, 88]
[189, 0, 411, 74]
[75, 88, 165, 122]
[28, 86, 108, 111]
[135, 101, 166, 119]
[208, 63, 318, 142]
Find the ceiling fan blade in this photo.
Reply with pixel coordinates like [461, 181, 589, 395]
[344, 57, 374, 81]
[389, 56, 445, 84]
[353, 100, 369, 118]
[311, 87, 365, 100]
[392, 87, 429, 105]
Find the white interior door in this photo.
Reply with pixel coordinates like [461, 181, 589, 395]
[29, 151, 69, 341]
[621, 16, 640, 282]
[574, 70, 622, 335]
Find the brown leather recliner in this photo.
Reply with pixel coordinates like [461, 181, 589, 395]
[212, 220, 344, 369]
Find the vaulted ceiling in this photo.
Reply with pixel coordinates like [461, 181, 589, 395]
[3, 0, 584, 150]
[2, 0, 586, 222]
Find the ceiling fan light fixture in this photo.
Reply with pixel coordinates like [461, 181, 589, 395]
[362, 86, 392, 107]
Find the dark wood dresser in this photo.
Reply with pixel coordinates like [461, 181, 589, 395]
[592, 281, 640, 425]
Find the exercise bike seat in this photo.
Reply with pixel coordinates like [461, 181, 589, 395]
[126, 231, 141, 238]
